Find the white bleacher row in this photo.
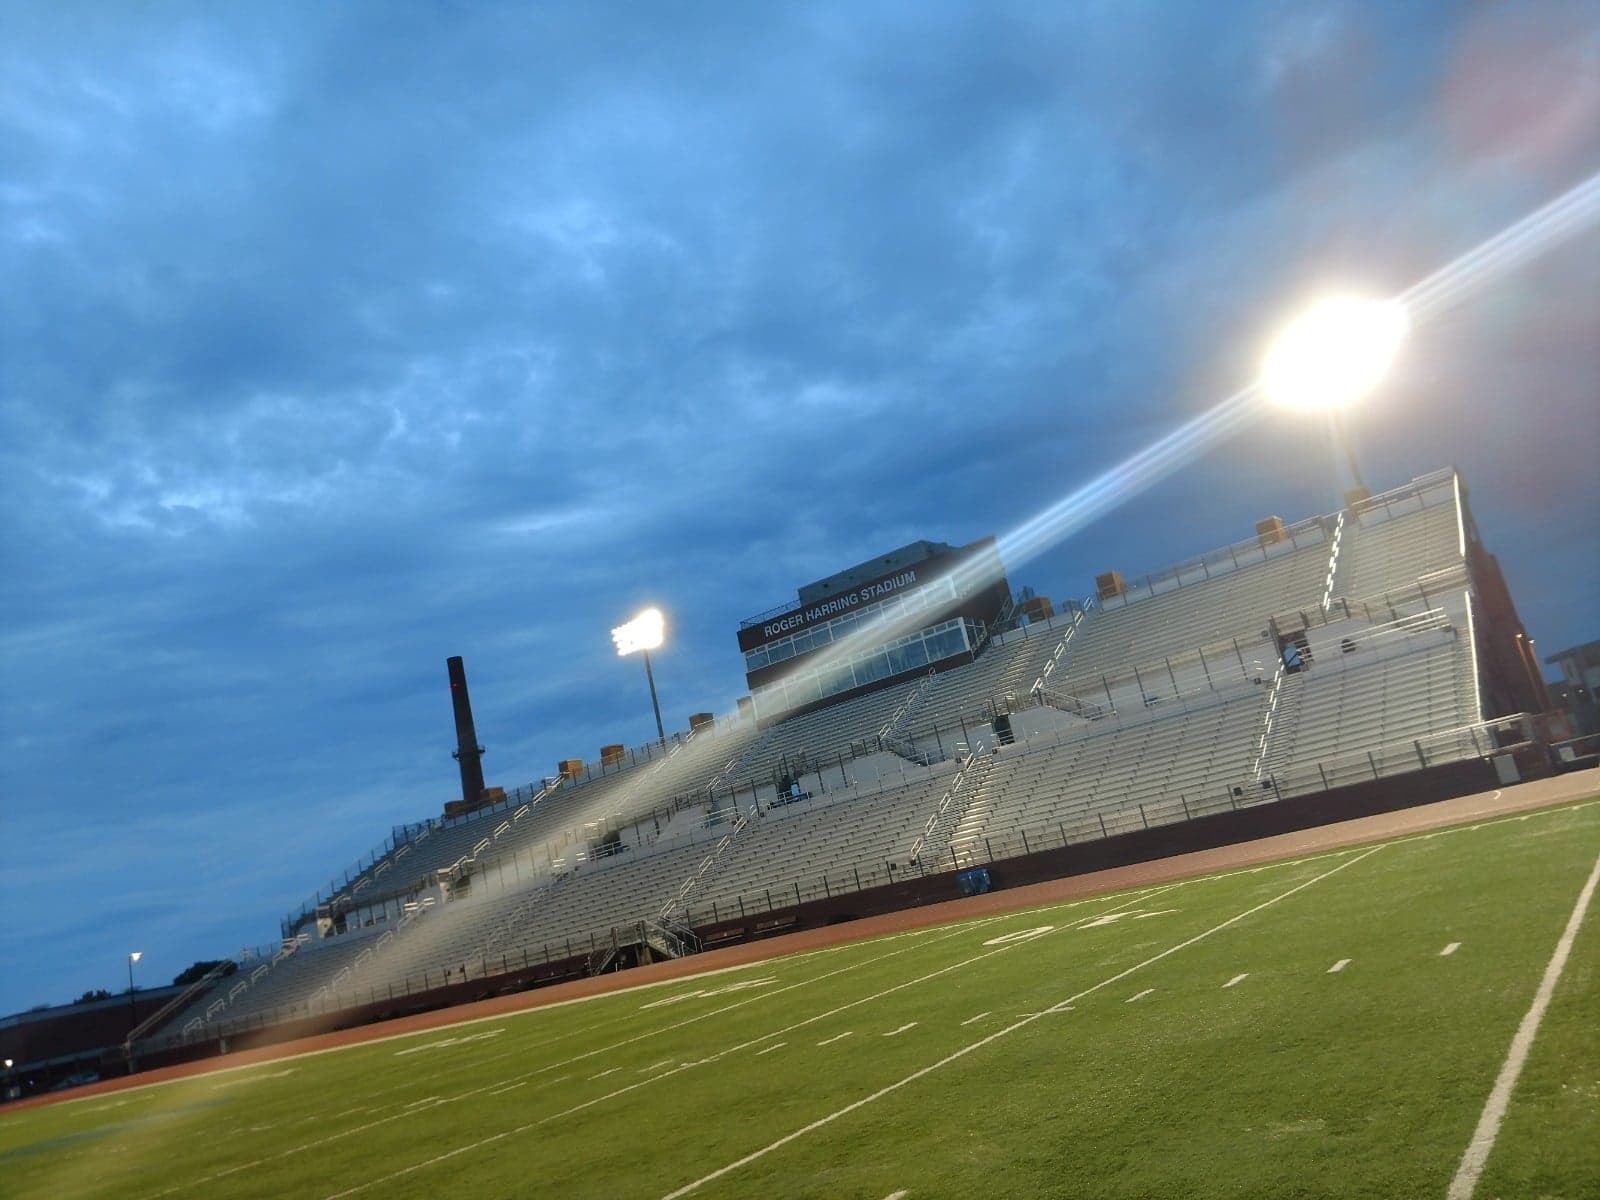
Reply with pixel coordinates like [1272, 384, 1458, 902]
[940, 684, 1268, 869]
[1333, 473, 1462, 602]
[1059, 536, 1338, 684]
[170, 469, 1499, 1043]
[1264, 629, 1479, 790]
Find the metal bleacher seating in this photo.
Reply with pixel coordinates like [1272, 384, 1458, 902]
[157, 467, 1521, 1048]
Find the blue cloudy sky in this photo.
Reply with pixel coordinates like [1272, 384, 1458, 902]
[3, 2, 1597, 1012]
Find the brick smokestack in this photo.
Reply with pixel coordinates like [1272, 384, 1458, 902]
[447, 655, 486, 805]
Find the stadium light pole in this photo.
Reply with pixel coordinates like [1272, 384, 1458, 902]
[1260, 294, 1409, 493]
[126, 951, 142, 1033]
[611, 607, 667, 747]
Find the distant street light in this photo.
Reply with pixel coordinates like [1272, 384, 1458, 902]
[611, 607, 667, 746]
[127, 951, 142, 1035]
[1261, 294, 1409, 492]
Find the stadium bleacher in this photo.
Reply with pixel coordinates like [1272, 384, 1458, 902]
[146, 467, 1539, 1050]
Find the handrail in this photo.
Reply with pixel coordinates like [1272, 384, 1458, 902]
[877, 667, 937, 743]
[1030, 601, 1088, 693]
[908, 734, 991, 865]
[125, 959, 236, 1052]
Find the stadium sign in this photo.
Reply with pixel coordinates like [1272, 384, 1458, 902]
[759, 570, 919, 638]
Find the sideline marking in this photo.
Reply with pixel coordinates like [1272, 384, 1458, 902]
[1440, 942, 1461, 957]
[883, 1023, 918, 1037]
[1126, 989, 1154, 1004]
[1223, 973, 1249, 988]
[1447, 847, 1600, 1200]
[959, 1011, 990, 1026]
[590, 1067, 620, 1080]
[1327, 959, 1351, 974]
[659, 845, 1385, 1199]
[755, 1043, 786, 1056]
[817, 1032, 854, 1047]
[639, 1059, 672, 1074]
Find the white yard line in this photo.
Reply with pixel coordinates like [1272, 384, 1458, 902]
[882, 1023, 918, 1037]
[659, 845, 1385, 1199]
[316, 881, 1184, 1200]
[817, 1032, 854, 1047]
[1327, 959, 1351, 974]
[1446, 847, 1600, 1200]
[1125, 989, 1154, 1003]
[755, 1043, 786, 1056]
[1440, 942, 1461, 957]
[959, 1011, 990, 1026]
[1223, 973, 1249, 988]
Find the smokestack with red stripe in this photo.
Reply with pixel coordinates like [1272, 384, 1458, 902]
[447, 656, 486, 806]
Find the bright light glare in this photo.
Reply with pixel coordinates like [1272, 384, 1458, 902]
[611, 607, 665, 656]
[1261, 295, 1409, 411]
[129, 951, 142, 962]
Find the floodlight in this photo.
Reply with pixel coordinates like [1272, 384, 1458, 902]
[610, 607, 668, 744]
[129, 951, 142, 963]
[1261, 295, 1409, 412]
[611, 607, 665, 656]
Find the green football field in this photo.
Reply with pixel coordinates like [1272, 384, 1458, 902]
[5, 795, 1598, 1199]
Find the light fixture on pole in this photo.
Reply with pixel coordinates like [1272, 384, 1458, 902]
[1260, 294, 1409, 493]
[611, 607, 667, 746]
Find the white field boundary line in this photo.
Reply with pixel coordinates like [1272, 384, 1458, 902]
[317, 882, 1186, 1200]
[659, 844, 1386, 1200]
[1446, 846, 1600, 1200]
